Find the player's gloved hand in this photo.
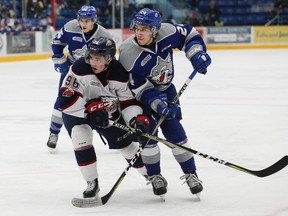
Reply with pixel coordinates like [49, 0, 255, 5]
[129, 115, 150, 144]
[85, 98, 109, 128]
[52, 54, 71, 74]
[190, 51, 211, 74]
[156, 101, 179, 119]
[155, 93, 179, 119]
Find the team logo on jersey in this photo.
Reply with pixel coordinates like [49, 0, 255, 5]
[73, 46, 87, 60]
[150, 54, 173, 84]
[62, 88, 74, 97]
[101, 96, 118, 113]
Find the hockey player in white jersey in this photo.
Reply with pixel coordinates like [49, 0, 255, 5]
[119, 8, 211, 197]
[47, 5, 112, 152]
[59, 37, 149, 199]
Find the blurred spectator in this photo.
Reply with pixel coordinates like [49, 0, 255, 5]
[166, 14, 177, 25]
[5, 9, 16, 29]
[267, 0, 287, 25]
[186, 0, 199, 10]
[272, 0, 286, 15]
[202, 13, 214, 26]
[27, 0, 47, 18]
[65, 0, 87, 10]
[205, 0, 222, 26]
[39, 15, 55, 32]
[183, 10, 202, 26]
[13, 20, 25, 35]
[46, 0, 64, 17]
[96, 7, 110, 28]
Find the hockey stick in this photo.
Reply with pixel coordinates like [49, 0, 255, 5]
[153, 69, 198, 131]
[71, 70, 198, 208]
[100, 69, 198, 204]
[112, 121, 288, 178]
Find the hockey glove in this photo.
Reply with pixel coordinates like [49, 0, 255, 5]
[85, 98, 109, 128]
[190, 51, 211, 74]
[52, 54, 71, 74]
[129, 115, 150, 144]
[151, 93, 179, 119]
[156, 101, 179, 119]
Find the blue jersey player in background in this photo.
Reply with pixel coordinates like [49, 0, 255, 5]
[47, 5, 112, 152]
[119, 8, 211, 198]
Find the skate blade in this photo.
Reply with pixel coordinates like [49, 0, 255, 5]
[194, 192, 201, 201]
[159, 194, 166, 201]
[72, 194, 102, 208]
[48, 147, 57, 154]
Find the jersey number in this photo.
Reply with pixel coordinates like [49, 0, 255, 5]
[65, 75, 79, 89]
[176, 25, 187, 36]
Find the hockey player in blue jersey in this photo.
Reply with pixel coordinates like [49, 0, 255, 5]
[47, 5, 112, 152]
[119, 8, 211, 197]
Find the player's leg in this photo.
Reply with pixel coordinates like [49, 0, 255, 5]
[97, 117, 147, 177]
[140, 115, 168, 196]
[62, 113, 99, 198]
[47, 74, 65, 151]
[160, 118, 203, 195]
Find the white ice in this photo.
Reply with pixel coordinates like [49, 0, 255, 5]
[0, 49, 288, 216]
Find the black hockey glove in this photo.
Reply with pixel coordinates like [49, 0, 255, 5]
[85, 98, 109, 128]
[129, 115, 150, 144]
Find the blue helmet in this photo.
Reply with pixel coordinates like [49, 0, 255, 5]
[77, 5, 97, 20]
[131, 8, 162, 31]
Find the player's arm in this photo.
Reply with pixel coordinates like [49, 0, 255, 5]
[114, 78, 143, 124]
[116, 81, 150, 144]
[51, 27, 71, 74]
[172, 23, 211, 74]
[129, 73, 178, 119]
[59, 71, 86, 118]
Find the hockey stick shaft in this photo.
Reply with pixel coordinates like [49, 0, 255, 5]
[112, 122, 288, 178]
[154, 69, 197, 130]
[100, 70, 198, 205]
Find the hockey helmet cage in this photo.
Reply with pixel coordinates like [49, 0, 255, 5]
[130, 8, 162, 32]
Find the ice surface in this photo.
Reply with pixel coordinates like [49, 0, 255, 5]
[0, 49, 287, 216]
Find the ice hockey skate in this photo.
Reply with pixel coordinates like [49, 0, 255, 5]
[83, 178, 100, 198]
[46, 132, 58, 153]
[71, 179, 101, 208]
[147, 174, 168, 201]
[180, 173, 203, 197]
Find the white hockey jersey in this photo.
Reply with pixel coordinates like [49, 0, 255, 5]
[59, 57, 143, 124]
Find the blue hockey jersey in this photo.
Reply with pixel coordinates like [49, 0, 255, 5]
[52, 19, 112, 64]
[118, 23, 206, 106]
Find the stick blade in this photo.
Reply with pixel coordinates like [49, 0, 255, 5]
[253, 155, 288, 177]
[71, 195, 103, 208]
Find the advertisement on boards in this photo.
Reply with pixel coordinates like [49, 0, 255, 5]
[6, 32, 36, 54]
[253, 26, 288, 43]
[207, 27, 251, 44]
